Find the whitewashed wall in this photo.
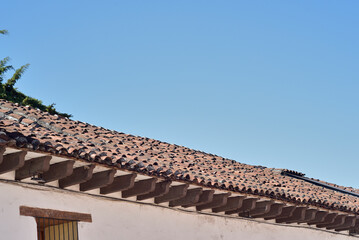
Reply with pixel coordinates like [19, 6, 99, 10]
[0, 181, 357, 240]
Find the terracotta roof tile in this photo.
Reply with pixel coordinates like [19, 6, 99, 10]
[0, 99, 358, 213]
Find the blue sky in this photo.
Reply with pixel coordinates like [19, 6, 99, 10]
[1, 1, 358, 188]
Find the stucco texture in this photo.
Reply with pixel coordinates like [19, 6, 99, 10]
[0, 181, 357, 240]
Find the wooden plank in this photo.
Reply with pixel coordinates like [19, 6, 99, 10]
[0, 151, 27, 174]
[15, 156, 51, 180]
[335, 216, 356, 232]
[20, 206, 92, 222]
[212, 196, 245, 213]
[59, 165, 95, 188]
[137, 181, 171, 201]
[182, 190, 214, 208]
[169, 188, 203, 207]
[196, 193, 230, 211]
[122, 178, 157, 198]
[155, 184, 189, 204]
[247, 200, 273, 217]
[41, 160, 75, 183]
[80, 169, 116, 191]
[225, 197, 257, 215]
[100, 173, 137, 195]
[253, 203, 284, 219]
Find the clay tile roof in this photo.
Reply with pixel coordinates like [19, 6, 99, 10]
[0, 99, 358, 213]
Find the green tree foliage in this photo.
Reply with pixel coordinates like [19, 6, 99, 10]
[0, 29, 72, 118]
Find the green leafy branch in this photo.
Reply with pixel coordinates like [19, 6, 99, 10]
[0, 29, 72, 118]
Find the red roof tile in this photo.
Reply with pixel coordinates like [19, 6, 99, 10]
[0, 99, 358, 213]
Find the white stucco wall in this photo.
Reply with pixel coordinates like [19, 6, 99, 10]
[0, 180, 357, 240]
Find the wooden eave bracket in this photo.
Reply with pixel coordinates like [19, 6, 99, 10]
[196, 193, 231, 211]
[246, 200, 273, 217]
[169, 188, 203, 207]
[334, 216, 356, 232]
[59, 165, 96, 188]
[212, 196, 245, 213]
[15, 156, 51, 180]
[253, 203, 284, 219]
[41, 160, 75, 183]
[80, 169, 116, 192]
[269, 206, 296, 221]
[182, 190, 214, 208]
[122, 178, 157, 198]
[100, 173, 137, 195]
[155, 184, 189, 204]
[0, 150, 27, 174]
[225, 197, 257, 215]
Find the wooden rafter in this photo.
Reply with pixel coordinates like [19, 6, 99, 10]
[59, 165, 95, 188]
[0, 151, 27, 174]
[196, 193, 230, 211]
[212, 196, 244, 213]
[225, 197, 257, 215]
[137, 181, 171, 201]
[155, 184, 189, 204]
[15, 156, 51, 180]
[268, 206, 295, 221]
[122, 178, 157, 198]
[169, 188, 203, 207]
[247, 200, 273, 217]
[100, 173, 137, 195]
[253, 203, 284, 219]
[182, 190, 214, 208]
[80, 169, 116, 191]
[41, 160, 75, 183]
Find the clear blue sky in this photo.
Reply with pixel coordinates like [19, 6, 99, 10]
[1, 1, 358, 188]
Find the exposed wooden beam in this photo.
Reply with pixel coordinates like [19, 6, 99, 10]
[296, 209, 317, 223]
[137, 180, 171, 201]
[316, 213, 338, 228]
[349, 220, 359, 235]
[247, 200, 273, 217]
[0, 146, 6, 164]
[0, 151, 27, 174]
[59, 165, 95, 188]
[100, 173, 137, 195]
[196, 193, 230, 211]
[122, 178, 157, 198]
[155, 184, 189, 204]
[15, 156, 51, 180]
[212, 196, 244, 213]
[169, 188, 203, 207]
[225, 197, 257, 215]
[80, 169, 116, 191]
[267, 206, 295, 221]
[325, 215, 347, 230]
[182, 190, 214, 208]
[41, 160, 75, 183]
[276, 206, 306, 224]
[335, 216, 356, 232]
[307, 211, 329, 225]
[253, 203, 284, 219]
